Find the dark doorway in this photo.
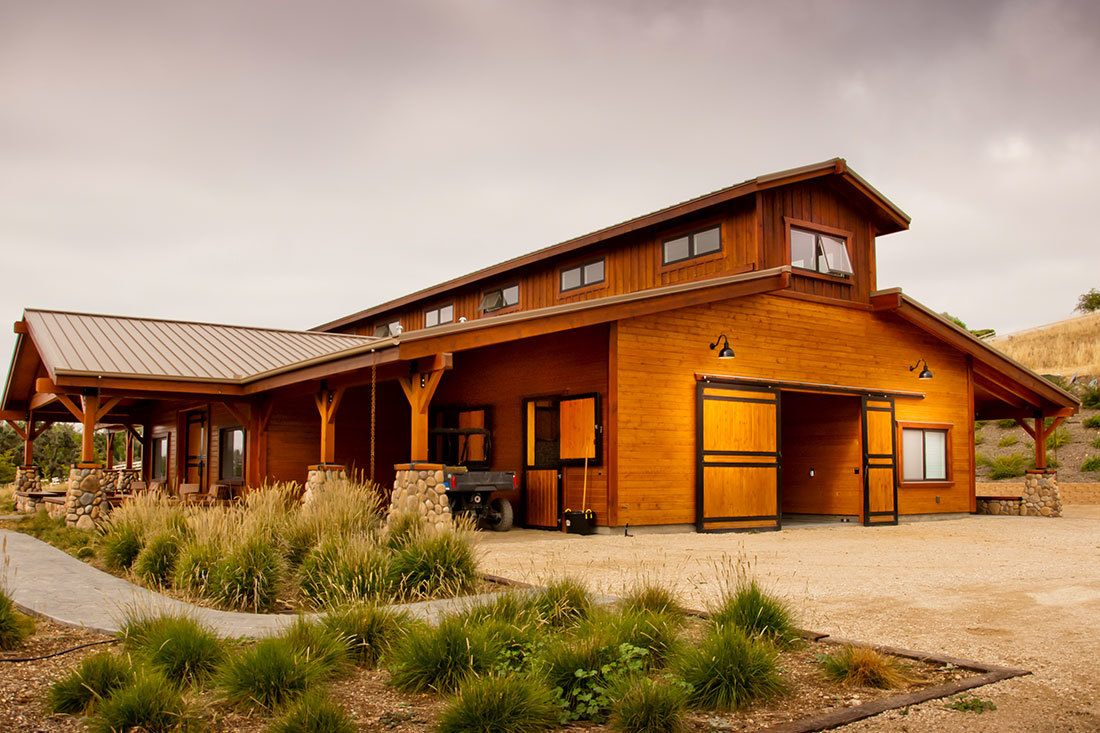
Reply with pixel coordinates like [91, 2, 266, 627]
[779, 391, 862, 522]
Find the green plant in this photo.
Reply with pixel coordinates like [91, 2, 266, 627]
[818, 645, 919, 689]
[89, 670, 189, 733]
[209, 533, 284, 612]
[321, 603, 410, 668]
[1075, 287, 1100, 313]
[132, 531, 181, 586]
[1082, 415, 1100, 430]
[995, 419, 1018, 430]
[710, 578, 797, 646]
[386, 615, 499, 693]
[172, 539, 220, 596]
[973, 431, 984, 446]
[462, 592, 539, 628]
[101, 522, 144, 571]
[585, 610, 681, 669]
[299, 535, 391, 608]
[218, 636, 326, 710]
[529, 578, 593, 628]
[1045, 427, 1071, 451]
[15, 511, 97, 557]
[980, 453, 1030, 480]
[0, 586, 34, 650]
[1082, 386, 1100, 409]
[47, 652, 133, 714]
[388, 529, 478, 601]
[1082, 456, 1100, 473]
[674, 625, 785, 711]
[1092, 437, 1100, 450]
[280, 617, 351, 677]
[120, 612, 223, 685]
[383, 511, 425, 550]
[270, 689, 356, 733]
[609, 676, 689, 733]
[947, 695, 997, 713]
[997, 435, 1018, 447]
[537, 635, 648, 721]
[621, 584, 685, 618]
[438, 673, 560, 733]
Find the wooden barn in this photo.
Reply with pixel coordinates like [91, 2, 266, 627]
[2, 159, 1079, 532]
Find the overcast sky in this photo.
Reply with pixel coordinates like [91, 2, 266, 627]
[2, 0, 1098, 367]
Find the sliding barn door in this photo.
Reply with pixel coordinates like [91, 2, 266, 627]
[696, 383, 781, 532]
[861, 396, 899, 526]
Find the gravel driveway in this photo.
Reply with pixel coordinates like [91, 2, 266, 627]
[479, 507, 1100, 732]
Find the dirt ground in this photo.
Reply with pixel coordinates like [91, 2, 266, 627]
[479, 507, 1100, 732]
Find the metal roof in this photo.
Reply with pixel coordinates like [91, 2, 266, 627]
[24, 309, 380, 383]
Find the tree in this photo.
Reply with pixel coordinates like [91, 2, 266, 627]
[33, 425, 81, 480]
[1076, 288, 1100, 314]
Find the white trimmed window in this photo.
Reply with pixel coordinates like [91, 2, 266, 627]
[561, 259, 605, 291]
[902, 428, 948, 481]
[790, 227, 853, 277]
[373, 320, 403, 338]
[480, 284, 520, 312]
[424, 304, 454, 328]
[662, 226, 721, 265]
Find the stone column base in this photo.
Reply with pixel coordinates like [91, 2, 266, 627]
[303, 464, 348, 504]
[1022, 470, 1062, 517]
[14, 465, 40, 494]
[64, 464, 108, 529]
[388, 463, 452, 531]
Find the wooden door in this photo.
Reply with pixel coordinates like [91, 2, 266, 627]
[184, 411, 207, 488]
[523, 398, 562, 529]
[861, 396, 898, 525]
[525, 469, 560, 529]
[696, 383, 781, 532]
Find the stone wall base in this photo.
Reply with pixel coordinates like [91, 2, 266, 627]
[14, 465, 39, 494]
[388, 463, 452, 531]
[1022, 470, 1062, 517]
[64, 465, 108, 529]
[976, 497, 1022, 516]
[303, 464, 348, 504]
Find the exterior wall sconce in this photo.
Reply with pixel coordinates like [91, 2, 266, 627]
[909, 357, 933, 380]
[709, 334, 735, 360]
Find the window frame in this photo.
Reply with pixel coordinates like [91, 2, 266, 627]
[784, 217, 855, 282]
[423, 303, 455, 329]
[373, 320, 403, 338]
[559, 258, 607, 293]
[218, 426, 246, 484]
[480, 283, 520, 314]
[897, 422, 953, 487]
[150, 435, 169, 482]
[660, 224, 723, 267]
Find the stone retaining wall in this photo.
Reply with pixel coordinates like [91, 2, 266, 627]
[303, 464, 348, 504]
[976, 497, 1022, 515]
[64, 464, 109, 529]
[1059, 483, 1100, 504]
[388, 462, 451, 531]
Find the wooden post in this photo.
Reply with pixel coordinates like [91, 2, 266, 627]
[81, 394, 98, 464]
[1034, 415, 1046, 470]
[314, 386, 346, 464]
[399, 360, 448, 461]
[104, 430, 114, 468]
[125, 430, 134, 470]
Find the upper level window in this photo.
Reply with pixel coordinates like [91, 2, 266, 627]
[902, 428, 948, 482]
[561, 259, 605, 292]
[219, 427, 245, 482]
[662, 225, 721, 265]
[480, 284, 519, 313]
[374, 320, 402, 338]
[424, 304, 454, 328]
[790, 227, 853, 277]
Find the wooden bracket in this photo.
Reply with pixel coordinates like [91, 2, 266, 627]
[222, 401, 252, 428]
[314, 386, 346, 464]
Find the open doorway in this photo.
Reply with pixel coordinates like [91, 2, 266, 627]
[779, 391, 862, 523]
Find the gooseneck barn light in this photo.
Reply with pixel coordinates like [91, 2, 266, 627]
[909, 357, 934, 380]
[709, 334, 735, 360]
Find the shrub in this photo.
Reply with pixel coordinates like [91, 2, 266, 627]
[818, 645, 919, 689]
[47, 652, 133, 714]
[947, 695, 997, 713]
[609, 676, 689, 733]
[674, 625, 785, 711]
[1045, 427, 1071, 450]
[586, 610, 681, 669]
[299, 536, 391, 608]
[108, 493, 187, 540]
[997, 435, 1018, 447]
[270, 689, 356, 733]
[387, 615, 499, 693]
[121, 612, 223, 685]
[321, 603, 410, 668]
[529, 578, 593, 628]
[973, 431, 984, 446]
[1081, 385, 1100, 409]
[1092, 437, 1100, 450]
[90, 670, 189, 733]
[16, 511, 97, 557]
[537, 635, 648, 721]
[172, 539, 220, 596]
[1082, 415, 1100, 430]
[462, 592, 539, 628]
[980, 453, 1030, 480]
[995, 419, 1017, 430]
[383, 511, 425, 550]
[438, 673, 560, 733]
[209, 533, 283, 612]
[132, 531, 181, 586]
[101, 522, 144, 571]
[1082, 456, 1100, 474]
[280, 617, 351, 677]
[218, 636, 325, 710]
[621, 584, 685, 618]
[388, 530, 478, 601]
[0, 586, 33, 650]
[710, 579, 798, 646]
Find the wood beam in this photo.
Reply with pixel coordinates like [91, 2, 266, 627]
[314, 386, 346, 464]
[55, 394, 85, 423]
[29, 392, 59, 411]
[399, 360, 448, 461]
[5, 419, 28, 441]
[222, 401, 251, 428]
[1014, 417, 1036, 441]
[79, 394, 98, 463]
[94, 396, 123, 423]
[125, 430, 134, 470]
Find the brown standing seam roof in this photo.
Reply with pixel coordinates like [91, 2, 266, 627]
[24, 309, 379, 383]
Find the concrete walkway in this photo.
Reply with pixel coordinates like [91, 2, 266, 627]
[0, 529, 508, 638]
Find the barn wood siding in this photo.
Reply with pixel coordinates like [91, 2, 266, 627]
[614, 293, 973, 526]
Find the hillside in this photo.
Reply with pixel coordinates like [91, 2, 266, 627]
[988, 311, 1100, 378]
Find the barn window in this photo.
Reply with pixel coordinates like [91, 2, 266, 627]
[790, 227, 853, 277]
[662, 225, 722, 265]
[481, 284, 520, 312]
[151, 436, 169, 481]
[424, 304, 454, 328]
[374, 320, 403, 338]
[561, 259, 606, 291]
[901, 428, 948, 481]
[219, 427, 245, 482]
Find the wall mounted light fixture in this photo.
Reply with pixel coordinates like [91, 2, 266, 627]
[909, 357, 933, 380]
[709, 334, 735, 360]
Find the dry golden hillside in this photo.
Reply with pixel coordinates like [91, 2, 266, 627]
[989, 311, 1100, 377]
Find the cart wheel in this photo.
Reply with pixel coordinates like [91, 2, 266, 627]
[484, 498, 513, 531]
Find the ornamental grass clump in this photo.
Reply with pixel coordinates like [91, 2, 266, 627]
[218, 636, 326, 710]
[979, 452, 1030, 480]
[818, 645, 920, 689]
[383, 511, 426, 550]
[299, 535, 391, 608]
[209, 532, 284, 612]
[388, 528, 478, 601]
[621, 583, 685, 618]
[120, 612, 223, 685]
[461, 591, 539, 628]
[710, 578, 798, 647]
[89, 669, 190, 733]
[536, 632, 649, 722]
[47, 652, 133, 714]
[0, 585, 34, 650]
[280, 617, 351, 677]
[1082, 455, 1100, 473]
[609, 676, 689, 733]
[386, 615, 499, 693]
[529, 577, 593, 628]
[132, 531, 182, 586]
[437, 673, 560, 733]
[320, 603, 410, 668]
[270, 689, 356, 733]
[591, 609, 682, 669]
[674, 624, 785, 711]
[173, 539, 220, 596]
[1083, 414, 1100, 430]
[100, 521, 144, 571]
